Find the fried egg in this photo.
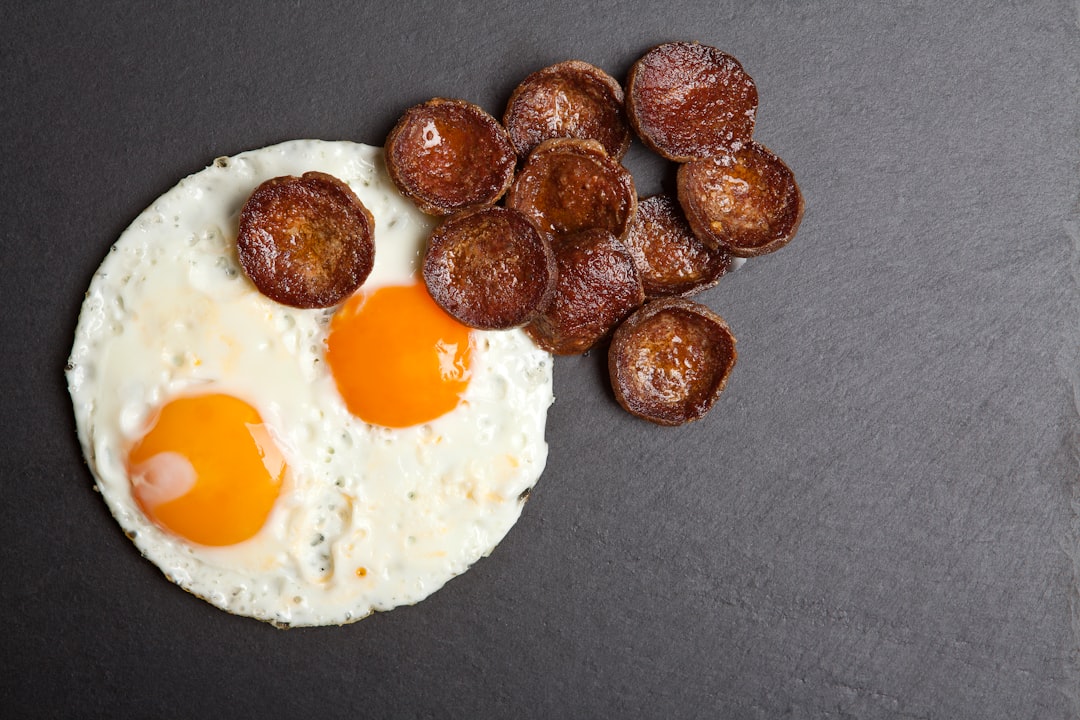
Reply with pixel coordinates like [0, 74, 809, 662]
[67, 140, 554, 627]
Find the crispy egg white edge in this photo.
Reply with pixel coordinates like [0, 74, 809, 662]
[66, 140, 555, 627]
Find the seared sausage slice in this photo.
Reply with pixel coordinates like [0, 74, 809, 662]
[385, 98, 517, 216]
[423, 206, 556, 330]
[525, 228, 644, 355]
[503, 60, 631, 160]
[237, 172, 375, 309]
[506, 138, 636, 241]
[677, 141, 803, 257]
[609, 297, 736, 426]
[624, 194, 732, 298]
[626, 42, 757, 162]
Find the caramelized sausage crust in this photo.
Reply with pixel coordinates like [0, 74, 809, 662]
[677, 141, 803, 257]
[525, 228, 644, 355]
[423, 206, 556, 330]
[504, 60, 631, 160]
[624, 194, 732, 298]
[237, 172, 375, 309]
[385, 98, 517, 216]
[506, 138, 637, 241]
[626, 41, 758, 162]
[608, 297, 736, 425]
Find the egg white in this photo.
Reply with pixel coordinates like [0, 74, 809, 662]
[67, 140, 554, 627]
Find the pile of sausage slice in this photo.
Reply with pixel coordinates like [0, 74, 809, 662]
[384, 41, 804, 426]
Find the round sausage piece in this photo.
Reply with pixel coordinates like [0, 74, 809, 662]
[626, 41, 758, 162]
[677, 141, 803, 257]
[506, 138, 637, 242]
[525, 228, 644, 355]
[609, 297, 737, 426]
[423, 206, 557, 330]
[624, 194, 732, 298]
[237, 171, 375, 309]
[503, 60, 631, 160]
[385, 98, 517, 216]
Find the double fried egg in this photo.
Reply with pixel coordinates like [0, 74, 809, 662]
[67, 140, 553, 626]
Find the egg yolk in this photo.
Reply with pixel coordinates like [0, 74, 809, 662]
[127, 393, 286, 546]
[326, 282, 472, 428]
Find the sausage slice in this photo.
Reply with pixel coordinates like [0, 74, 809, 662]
[385, 98, 517, 216]
[609, 297, 737, 426]
[506, 138, 637, 241]
[423, 206, 556, 330]
[626, 42, 758, 162]
[525, 228, 644, 355]
[677, 141, 803, 257]
[237, 172, 375, 309]
[624, 194, 732, 298]
[503, 60, 631, 160]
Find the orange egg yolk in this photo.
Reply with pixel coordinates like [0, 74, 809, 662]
[127, 393, 286, 546]
[326, 282, 472, 428]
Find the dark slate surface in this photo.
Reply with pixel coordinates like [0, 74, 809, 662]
[2, 1, 1078, 717]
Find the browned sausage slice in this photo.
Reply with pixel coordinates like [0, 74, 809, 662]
[503, 60, 631, 160]
[237, 172, 375, 309]
[505, 138, 637, 241]
[626, 42, 758, 162]
[624, 194, 732, 298]
[608, 297, 736, 426]
[677, 141, 803, 257]
[423, 206, 557, 330]
[525, 228, 644, 355]
[385, 98, 517, 216]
